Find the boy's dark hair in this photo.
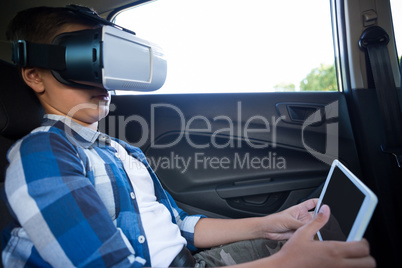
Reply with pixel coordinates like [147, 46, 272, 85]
[6, 6, 102, 44]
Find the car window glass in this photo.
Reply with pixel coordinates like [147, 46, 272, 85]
[114, 0, 337, 94]
[391, 0, 402, 61]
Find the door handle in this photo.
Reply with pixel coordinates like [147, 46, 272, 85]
[276, 102, 324, 125]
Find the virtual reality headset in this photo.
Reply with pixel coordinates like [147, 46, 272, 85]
[12, 24, 167, 91]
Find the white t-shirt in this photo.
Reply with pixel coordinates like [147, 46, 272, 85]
[111, 140, 186, 267]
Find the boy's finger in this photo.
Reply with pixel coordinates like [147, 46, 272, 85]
[336, 239, 371, 258]
[299, 204, 330, 240]
[299, 198, 319, 211]
[342, 256, 376, 268]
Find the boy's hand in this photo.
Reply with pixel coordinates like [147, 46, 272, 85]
[260, 198, 318, 240]
[273, 205, 376, 268]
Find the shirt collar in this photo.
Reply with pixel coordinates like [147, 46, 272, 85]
[42, 114, 102, 149]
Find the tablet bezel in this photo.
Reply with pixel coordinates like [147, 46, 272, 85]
[314, 160, 378, 242]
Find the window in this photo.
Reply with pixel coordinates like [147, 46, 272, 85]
[114, 0, 337, 94]
[391, 0, 402, 59]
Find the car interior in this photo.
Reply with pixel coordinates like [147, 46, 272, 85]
[1, 0, 401, 267]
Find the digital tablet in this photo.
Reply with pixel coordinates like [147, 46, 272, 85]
[314, 160, 378, 242]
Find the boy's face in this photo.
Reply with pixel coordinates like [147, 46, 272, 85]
[22, 24, 111, 130]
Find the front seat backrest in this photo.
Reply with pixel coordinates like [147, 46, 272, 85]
[0, 60, 44, 261]
[0, 60, 44, 139]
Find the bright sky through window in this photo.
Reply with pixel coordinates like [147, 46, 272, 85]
[115, 0, 336, 94]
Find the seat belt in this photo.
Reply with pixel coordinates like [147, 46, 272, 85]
[359, 26, 402, 168]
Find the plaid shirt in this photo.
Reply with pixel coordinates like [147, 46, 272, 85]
[2, 114, 204, 267]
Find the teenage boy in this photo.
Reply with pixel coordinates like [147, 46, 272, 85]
[2, 6, 375, 268]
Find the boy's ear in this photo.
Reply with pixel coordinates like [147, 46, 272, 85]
[20, 68, 45, 93]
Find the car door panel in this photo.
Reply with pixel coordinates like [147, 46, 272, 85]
[102, 91, 360, 218]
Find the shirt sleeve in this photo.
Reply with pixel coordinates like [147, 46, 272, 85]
[5, 131, 145, 267]
[164, 190, 207, 251]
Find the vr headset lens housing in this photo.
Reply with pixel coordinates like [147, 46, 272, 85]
[13, 25, 167, 91]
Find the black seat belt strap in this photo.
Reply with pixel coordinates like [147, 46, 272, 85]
[359, 26, 402, 167]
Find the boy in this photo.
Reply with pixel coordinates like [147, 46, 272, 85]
[2, 6, 375, 268]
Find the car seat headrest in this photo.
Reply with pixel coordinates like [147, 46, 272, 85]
[0, 60, 44, 140]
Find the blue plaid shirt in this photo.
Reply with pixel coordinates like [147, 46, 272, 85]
[2, 114, 205, 267]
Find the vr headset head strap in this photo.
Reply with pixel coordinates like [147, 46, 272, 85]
[65, 4, 136, 35]
[12, 41, 66, 71]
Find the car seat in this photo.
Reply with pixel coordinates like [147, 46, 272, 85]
[0, 59, 44, 262]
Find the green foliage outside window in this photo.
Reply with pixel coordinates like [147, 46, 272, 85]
[300, 64, 337, 91]
[274, 63, 337, 92]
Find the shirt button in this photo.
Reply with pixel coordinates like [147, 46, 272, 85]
[130, 192, 135, 199]
[138, 235, 145, 244]
[114, 152, 120, 159]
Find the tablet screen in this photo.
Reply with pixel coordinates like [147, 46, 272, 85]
[318, 166, 366, 241]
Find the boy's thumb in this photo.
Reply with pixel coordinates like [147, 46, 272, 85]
[301, 204, 331, 240]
